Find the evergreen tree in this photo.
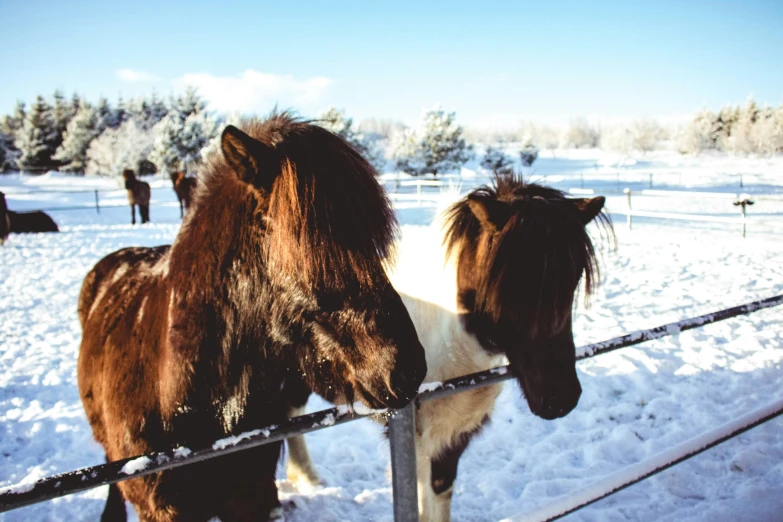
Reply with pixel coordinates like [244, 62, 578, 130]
[96, 97, 120, 130]
[50, 89, 72, 156]
[0, 102, 25, 170]
[480, 147, 514, 174]
[519, 139, 539, 166]
[150, 109, 219, 173]
[53, 102, 99, 172]
[15, 96, 57, 170]
[393, 107, 472, 177]
[174, 87, 206, 119]
[149, 112, 184, 173]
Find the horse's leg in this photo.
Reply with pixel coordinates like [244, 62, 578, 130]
[141, 205, 150, 224]
[416, 445, 434, 522]
[100, 480, 127, 522]
[130, 204, 136, 225]
[428, 435, 472, 522]
[285, 405, 324, 487]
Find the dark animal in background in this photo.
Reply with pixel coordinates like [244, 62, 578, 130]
[0, 192, 10, 244]
[0, 191, 59, 244]
[284, 173, 611, 521]
[77, 112, 427, 522]
[170, 171, 198, 217]
[122, 169, 151, 225]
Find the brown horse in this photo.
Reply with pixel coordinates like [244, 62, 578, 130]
[169, 171, 198, 218]
[78, 113, 427, 522]
[284, 173, 611, 521]
[122, 169, 151, 225]
[0, 191, 10, 244]
[0, 191, 59, 243]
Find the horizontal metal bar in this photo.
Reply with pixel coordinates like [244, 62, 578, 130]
[509, 397, 783, 522]
[0, 405, 381, 513]
[1, 294, 781, 512]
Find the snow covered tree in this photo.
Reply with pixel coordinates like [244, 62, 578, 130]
[15, 96, 57, 170]
[317, 107, 384, 170]
[150, 109, 219, 174]
[752, 105, 783, 155]
[53, 102, 100, 172]
[50, 89, 72, 156]
[393, 107, 472, 177]
[0, 102, 25, 170]
[678, 110, 714, 155]
[564, 118, 600, 148]
[86, 119, 153, 177]
[480, 147, 514, 174]
[173, 87, 206, 119]
[95, 97, 120, 130]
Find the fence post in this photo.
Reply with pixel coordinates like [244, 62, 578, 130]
[624, 188, 632, 230]
[388, 402, 419, 522]
[94, 190, 100, 214]
[417, 182, 422, 207]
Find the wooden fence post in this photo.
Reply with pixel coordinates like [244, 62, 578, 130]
[624, 188, 632, 230]
[94, 190, 100, 214]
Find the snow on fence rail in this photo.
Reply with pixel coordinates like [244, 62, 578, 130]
[1, 295, 782, 520]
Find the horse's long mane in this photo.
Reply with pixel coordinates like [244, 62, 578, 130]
[443, 173, 611, 331]
[201, 111, 396, 290]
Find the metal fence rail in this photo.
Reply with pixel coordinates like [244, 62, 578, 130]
[1, 294, 782, 518]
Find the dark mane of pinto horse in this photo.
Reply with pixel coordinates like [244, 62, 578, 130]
[443, 173, 610, 335]
[77, 111, 424, 521]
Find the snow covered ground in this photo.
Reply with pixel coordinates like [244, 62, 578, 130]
[1, 151, 782, 521]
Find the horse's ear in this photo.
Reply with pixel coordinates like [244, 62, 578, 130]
[572, 196, 605, 225]
[467, 196, 512, 233]
[221, 125, 278, 188]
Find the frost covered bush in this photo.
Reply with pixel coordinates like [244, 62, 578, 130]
[85, 119, 153, 177]
[564, 118, 600, 148]
[393, 107, 472, 177]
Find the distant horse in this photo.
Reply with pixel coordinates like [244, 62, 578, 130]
[78, 113, 427, 522]
[0, 191, 59, 244]
[170, 171, 198, 217]
[0, 192, 10, 244]
[122, 169, 151, 225]
[284, 173, 611, 522]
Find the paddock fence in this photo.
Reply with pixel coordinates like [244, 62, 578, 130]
[1, 294, 782, 521]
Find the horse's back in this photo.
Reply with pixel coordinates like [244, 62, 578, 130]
[77, 245, 170, 448]
[8, 210, 59, 233]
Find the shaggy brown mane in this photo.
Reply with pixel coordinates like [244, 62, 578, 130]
[201, 111, 396, 290]
[444, 172, 612, 333]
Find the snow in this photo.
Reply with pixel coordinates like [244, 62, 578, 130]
[1, 152, 783, 521]
[119, 457, 152, 476]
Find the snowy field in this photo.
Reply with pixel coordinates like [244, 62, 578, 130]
[1, 150, 783, 521]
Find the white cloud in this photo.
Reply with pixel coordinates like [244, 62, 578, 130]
[171, 70, 333, 114]
[116, 68, 160, 83]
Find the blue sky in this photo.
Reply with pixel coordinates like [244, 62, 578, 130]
[1, 0, 781, 127]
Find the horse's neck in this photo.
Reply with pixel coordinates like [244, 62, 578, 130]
[390, 225, 504, 383]
[167, 180, 268, 358]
